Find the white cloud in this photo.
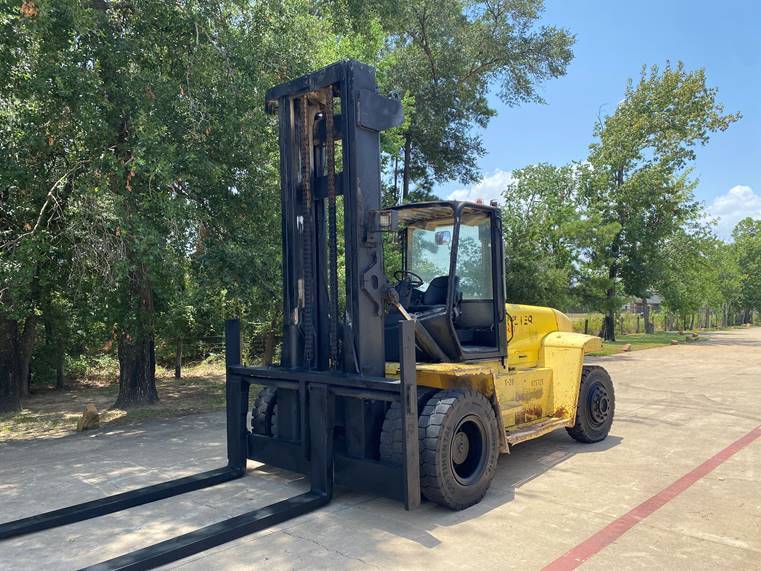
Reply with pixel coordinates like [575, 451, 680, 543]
[447, 169, 514, 204]
[707, 185, 761, 240]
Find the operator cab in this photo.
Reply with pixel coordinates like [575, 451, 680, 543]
[383, 201, 507, 363]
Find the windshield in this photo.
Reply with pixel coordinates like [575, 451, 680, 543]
[384, 206, 494, 300]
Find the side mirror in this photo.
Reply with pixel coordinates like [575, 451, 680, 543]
[435, 230, 451, 246]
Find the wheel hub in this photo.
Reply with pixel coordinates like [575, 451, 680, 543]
[452, 431, 470, 464]
[589, 383, 611, 426]
[450, 415, 487, 486]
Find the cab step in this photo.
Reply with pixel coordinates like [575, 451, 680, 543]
[506, 417, 570, 445]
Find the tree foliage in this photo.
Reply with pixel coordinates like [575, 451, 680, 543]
[0, 0, 393, 409]
[502, 163, 617, 309]
[499, 64, 748, 335]
[0, 0, 576, 412]
[1, 2, 751, 418]
[582, 62, 740, 339]
[379, 0, 574, 200]
[734, 218, 761, 316]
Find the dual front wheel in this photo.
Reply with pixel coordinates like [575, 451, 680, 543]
[381, 388, 501, 510]
[415, 389, 501, 510]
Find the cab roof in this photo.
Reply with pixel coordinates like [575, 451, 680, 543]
[388, 200, 497, 227]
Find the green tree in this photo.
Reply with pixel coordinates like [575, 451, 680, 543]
[501, 163, 618, 310]
[1, 0, 367, 410]
[733, 217, 761, 321]
[583, 62, 739, 340]
[657, 227, 718, 329]
[380, 0, 574, 200]
[706, 239, 743, 328]
[0, 0, 95, 411]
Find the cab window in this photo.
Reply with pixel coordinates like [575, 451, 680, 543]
[455, 212, 493, 300]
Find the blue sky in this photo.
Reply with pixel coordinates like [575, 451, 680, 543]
[442, 0, 761, 240]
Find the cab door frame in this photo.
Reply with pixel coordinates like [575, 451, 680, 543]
[448, 202, 506, 361]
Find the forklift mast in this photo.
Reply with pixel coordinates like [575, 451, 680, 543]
[266, 60, 403, 377]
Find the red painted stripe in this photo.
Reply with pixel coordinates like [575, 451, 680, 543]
[543, 424, 761, 571]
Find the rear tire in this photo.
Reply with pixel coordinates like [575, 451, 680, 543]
[567, 366, 615, 443]
[418, 389, 499, 510]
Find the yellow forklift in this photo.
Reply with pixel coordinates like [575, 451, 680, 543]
[0, 61, 613, 569]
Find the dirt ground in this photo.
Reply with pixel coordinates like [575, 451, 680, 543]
[0, 328, 759, 570]
[0, 363, 227, 442]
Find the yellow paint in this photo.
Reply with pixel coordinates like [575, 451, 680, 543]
[493, 367, 553, 427]
[506, 304, 572, 368]
[386, 306, 604, 452]
[539, 331, 602, 426]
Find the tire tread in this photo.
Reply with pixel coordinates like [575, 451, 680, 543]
[252, 387, 277, 436]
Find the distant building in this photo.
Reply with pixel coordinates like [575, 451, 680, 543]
[624, 294, 663, 313]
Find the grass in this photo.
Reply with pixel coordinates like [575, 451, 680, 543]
[589, 330, 707, 356]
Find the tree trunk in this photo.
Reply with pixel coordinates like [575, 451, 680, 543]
[262, 317, 279, 366]
[601, 269, 617, 341]
[263, 332, 275, 367]
[17, 315, 37, 397]
[642, 298, 654, 334]
[174, 338, 182, 379]
[393, 155, 399, 204]
[601, 311, 616, 341]
[56, 350, 65, 389]
[114, 267, 159, 409]
[402, 133, 411, 202]
[0, 318, 21, 413]
[600, 230, 621, 342]
[17, 315, 38, 398]
[115, 332, 158, 408]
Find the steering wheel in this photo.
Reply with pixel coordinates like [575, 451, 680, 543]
[393, 270, 424, 288]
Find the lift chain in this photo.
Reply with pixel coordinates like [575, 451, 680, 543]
[300, 95, 314, 367]
[323, 86, 339, 369]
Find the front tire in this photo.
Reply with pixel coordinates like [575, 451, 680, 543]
[379, 387, 438, 465]
[418, 389, 500, 510]
[251, 387, 278, 437]
[567, 366, 615, 443]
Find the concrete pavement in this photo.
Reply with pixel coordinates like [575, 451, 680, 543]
[1, 328, 759, 570]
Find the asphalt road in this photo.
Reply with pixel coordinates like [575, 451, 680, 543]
[1, 328, 759, 570]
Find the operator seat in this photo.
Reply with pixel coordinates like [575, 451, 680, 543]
[409, 275, 461, 313]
